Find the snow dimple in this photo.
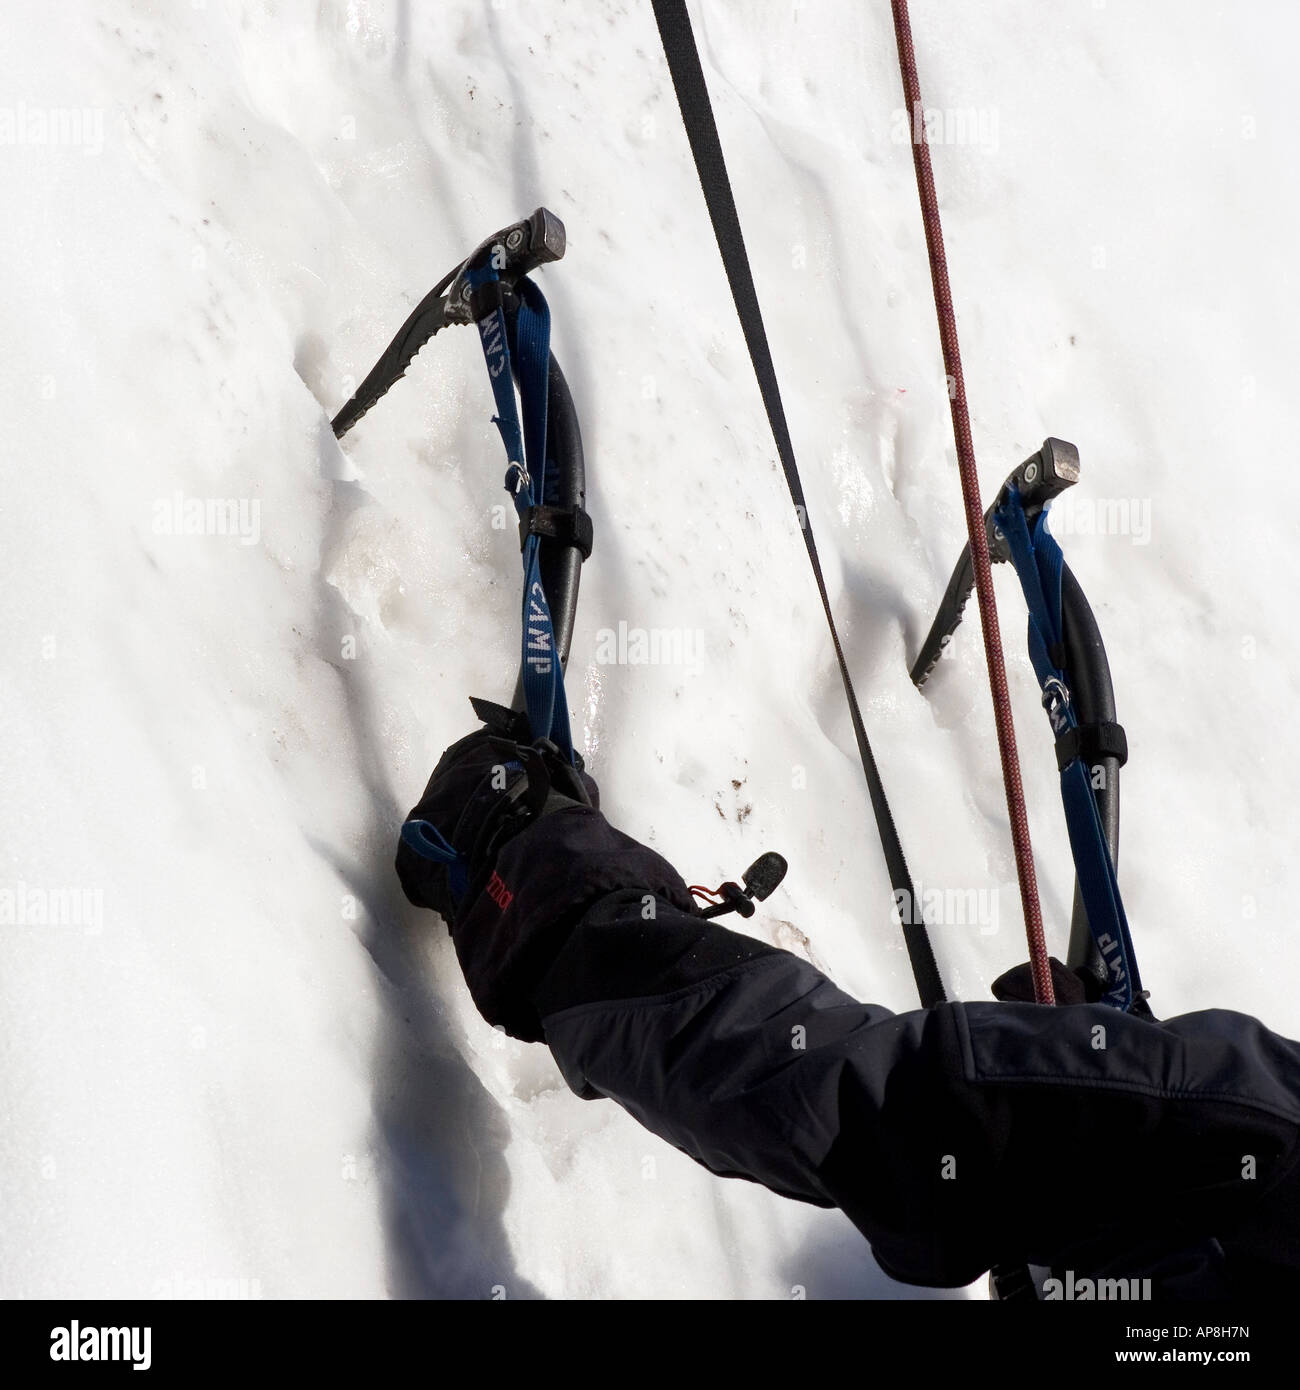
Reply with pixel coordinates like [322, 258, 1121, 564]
[323, 506, 407, 630]
[581, 665, 604, 769]
[830, 440, 876, 536]
[771, 917, 826, 972]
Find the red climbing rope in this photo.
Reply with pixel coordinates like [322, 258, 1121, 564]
[890, 0, 1055, 1005]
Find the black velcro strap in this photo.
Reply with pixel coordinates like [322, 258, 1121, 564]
[468, 695, 534, 743]
[1055, 720, 1128, 771]
[467, 279, 505, 321]
[519, 504, 594, 560]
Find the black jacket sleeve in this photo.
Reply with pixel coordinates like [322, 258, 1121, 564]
[450, 802, 1300, 1292]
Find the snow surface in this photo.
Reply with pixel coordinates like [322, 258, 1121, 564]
[2, 0, 1298, 1300]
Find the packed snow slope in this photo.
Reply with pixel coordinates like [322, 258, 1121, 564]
[2, 0, 1297, 1299]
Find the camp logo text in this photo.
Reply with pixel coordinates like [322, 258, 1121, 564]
[525, 580, 555, 678]
[478, 308, 507, 380]
[152, 491, 261, 545]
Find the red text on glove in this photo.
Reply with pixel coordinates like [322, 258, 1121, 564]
[487, 871, 514, 911]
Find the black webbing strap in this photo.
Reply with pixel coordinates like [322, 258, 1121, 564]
[1055, 720, 1128, 773]
[651, 0, 945, 1007]
[519, 504, 594, 560]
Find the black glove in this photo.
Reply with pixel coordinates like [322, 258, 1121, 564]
[396, 719, 597, 929]
[990, 956, 1096, 1005]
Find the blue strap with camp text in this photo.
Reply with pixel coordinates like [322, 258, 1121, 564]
[993, 487, 1141, 1011]
[466, 263, 575, 761]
